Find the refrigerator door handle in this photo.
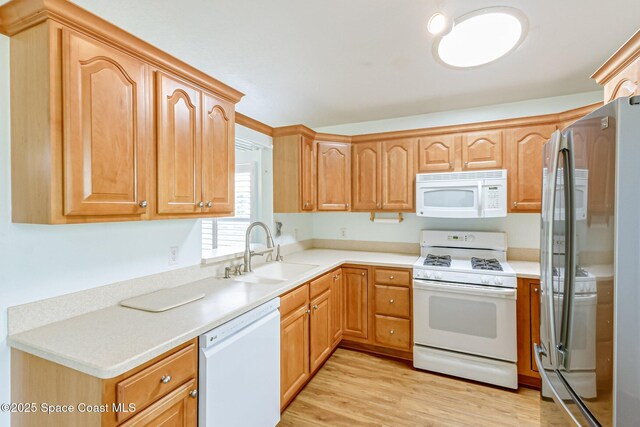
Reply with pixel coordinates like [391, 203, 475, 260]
[557, 131, 577, 369]
[541, 130, 562, 367]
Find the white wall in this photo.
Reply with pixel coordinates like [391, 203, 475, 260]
[315, 91, 602, 135]
[311, 213, 540, 249]
[0, 35, 205, 424]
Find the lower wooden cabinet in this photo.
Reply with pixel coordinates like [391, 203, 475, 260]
[309, 289, 332, 372]
[516, 278, 542, 388]
[330, 270, 343, 346]
[342, 267, 369, 339]
[11, 339, 199, 426]
[280, 295, 310, 409]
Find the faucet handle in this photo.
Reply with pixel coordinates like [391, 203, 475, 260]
[224, 267, 231, 279]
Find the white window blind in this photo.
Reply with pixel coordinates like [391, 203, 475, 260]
[202, 163, 254, 252]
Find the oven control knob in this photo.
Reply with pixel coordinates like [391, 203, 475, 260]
[481, 276, 489, 284]
[425, 271, 432, 279]
[415, 270, 422, 278]
[494, 277, 503, 285]
[434, 272, 442, 280]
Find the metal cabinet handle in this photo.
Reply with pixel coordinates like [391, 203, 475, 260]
[464, 161, 469, 166]
[189, 390, 198, 398]
[389, 330, 395, 335]
[513, 201, 518, 207]
[197, 201, 204, 208]
[139, 200, 148, 208]
[304, 202, 309, 208]
[161, 375, 172, 384]
[313, 305, 318, 310]
[206, 201, 212, 208]
[389, 276, 394, 280]
[333, 275, 338, 280]
[376, 202, 380, 208]
[306, 309, 311, 314]
[389, 299, 394, 304]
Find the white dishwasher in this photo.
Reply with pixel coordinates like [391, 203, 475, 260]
[199, 298, 280, 427]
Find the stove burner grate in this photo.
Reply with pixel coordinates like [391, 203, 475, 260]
[423, 254, 452, 267]
[471, 257, 503, 271]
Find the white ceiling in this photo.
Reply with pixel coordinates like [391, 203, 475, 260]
[61, 0, 640, 127]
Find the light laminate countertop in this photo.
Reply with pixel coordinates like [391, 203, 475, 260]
[8, 249, 417, 379]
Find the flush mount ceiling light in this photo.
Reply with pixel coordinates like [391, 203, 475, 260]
[432, 7, 528, 68]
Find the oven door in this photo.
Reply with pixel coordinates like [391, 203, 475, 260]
[413, 279, 517, 362]
[416, 181, 481, 218]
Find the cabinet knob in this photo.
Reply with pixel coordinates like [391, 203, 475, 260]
[306, 309, 311, 314]
[361, 272, 365, 276]
[161, 375, 172, 384]
[139, 200, 148, 208]
[376, 202, 380, 208]
[513, 202, 518, 207]
[206, 201, 212, 208]
[313, 304, 318, 310]
[389, 330, 395, 335]
[304, 202, 309, 208]
[189, 390, 198, 398]
[197, 201, 204, 208]
[333, 275, 338, 280]
[389, 299, 394, 304]
[389, 276, 394, 280]
[534, 288, 539, 293]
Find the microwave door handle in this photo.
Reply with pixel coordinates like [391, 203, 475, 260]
[539, 130, 562, 368]
[477, 182, 483, 217]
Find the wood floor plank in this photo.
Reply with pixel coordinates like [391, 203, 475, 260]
[280, 348, 547, 427]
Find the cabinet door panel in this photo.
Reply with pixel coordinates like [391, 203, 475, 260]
[508, 124, 556, 212]
[381, 139, 415, 210]
[331, 270, 343, 346]
[62, 29, 149, 216]
[280, 305, 310, 409]
[310, 290, 332, 372]
[317, 142, 351, 211]
[352, 142, 381, 210]
[343, 268, 368, 339]
[156, 72, 202, 214]
[300, 136, 316, 211]
[418, 135, 457, 172]
[202, 92, 234, 214]
[529, 283, 541, 373]
[462, 130, 503, 170]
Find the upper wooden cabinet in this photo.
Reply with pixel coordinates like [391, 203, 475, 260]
[62, 29, 150, 218]
[156, 72, 203, 215]
[592, 30, 640, 103]
[3, 1, 242, 224]
[317, 141, 351, 211]
[273, 130, 318, 213]
[155, 72, 235, 217]
[418, 135, 457, 173]
[351, 140, 415, 211]
[461, 130, 504, 170]
[352, 142, 381, 211]
[202, 92, 235, 214]
[381, 139, 415, 210]
[506, 124, 556, 212]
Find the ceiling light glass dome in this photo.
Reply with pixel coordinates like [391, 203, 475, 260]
[433, 7, 528, 68]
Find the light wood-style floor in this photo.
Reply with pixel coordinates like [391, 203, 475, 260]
[279, 348, 543, 427]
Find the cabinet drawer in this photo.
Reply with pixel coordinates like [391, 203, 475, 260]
[280, 284, 309, 318]
[120, 378, 197, 426]
[374, 285, 410, 318]
[375, 268, 411, 286]
[310, 271, 334, 299]
[116, 343, 197, 422]
[374, 315, 411, 350]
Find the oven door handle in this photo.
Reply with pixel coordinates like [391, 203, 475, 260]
[413, 280, 516, 299]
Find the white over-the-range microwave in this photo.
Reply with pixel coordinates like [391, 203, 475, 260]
[416, 169, 507, 218]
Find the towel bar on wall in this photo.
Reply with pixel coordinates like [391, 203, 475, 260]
[369, 212, 404, 223]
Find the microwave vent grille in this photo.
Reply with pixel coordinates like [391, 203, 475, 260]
[417, 169, 506, 182]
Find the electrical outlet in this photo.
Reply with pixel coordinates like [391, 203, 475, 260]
[168, 246, 179, 265]
[340, 227, 347, 238]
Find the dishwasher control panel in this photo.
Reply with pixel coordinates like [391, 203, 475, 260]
[199, 298, 280, 348]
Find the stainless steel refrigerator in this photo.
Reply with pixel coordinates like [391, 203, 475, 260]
[536, 96, 640, 426]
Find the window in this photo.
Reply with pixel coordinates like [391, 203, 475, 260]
[202, 163, 255, 253]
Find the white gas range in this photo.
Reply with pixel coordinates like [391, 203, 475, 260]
[412, 230, 518, 389]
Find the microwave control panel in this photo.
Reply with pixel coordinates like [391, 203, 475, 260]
[485, 186, 501, 209]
